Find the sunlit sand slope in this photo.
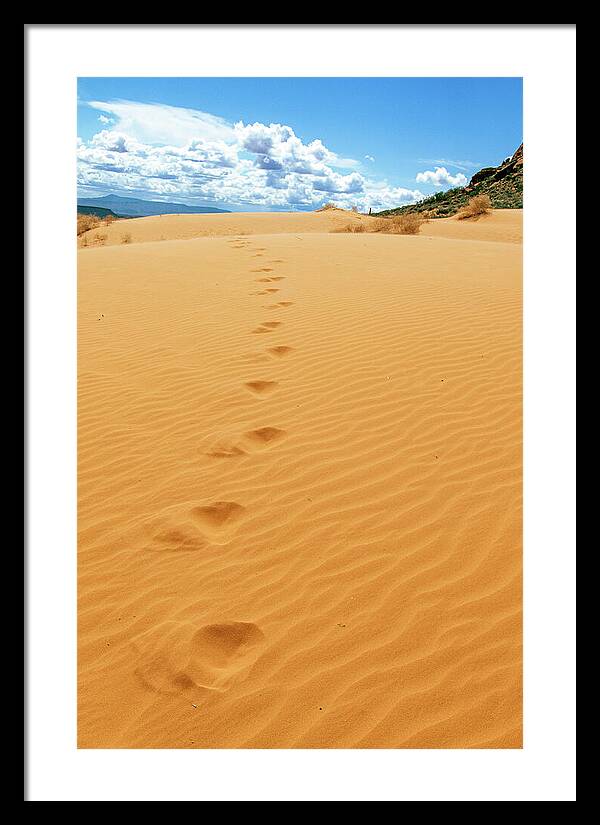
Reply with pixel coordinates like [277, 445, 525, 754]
[78, 216, 522, 748]
[78, 208, 522, 247]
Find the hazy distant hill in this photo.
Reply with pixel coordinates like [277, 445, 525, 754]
[77, 205, 123, 219]
[77, 194, 230, 218]
[377, 144, 523, 218]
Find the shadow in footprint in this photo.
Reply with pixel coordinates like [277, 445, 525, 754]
[263, 301, 294, 310]
[252, 320, 282, 334]
[245, 380, 279, 395]
[268, 346, 294, 357]
[152, 527, 207, 552]
[244, 426, 287, 447]
[191, 621, 264, 669]
[191, 501, 246, 540]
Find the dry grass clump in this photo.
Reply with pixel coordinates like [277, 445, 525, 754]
[334, 212, 424, 235]
[77, 214, 101, 236]
[390, 213, 424, 234]
[316, 202, 338, 211]
[457, 194, 491, 220]
[371, 213, 425, 235]
[120, 232, 132, 244]
[333, 221, 364, 233]
[77, 211, 119, 245]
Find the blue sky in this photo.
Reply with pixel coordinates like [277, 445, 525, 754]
[77, 77, 522, 212]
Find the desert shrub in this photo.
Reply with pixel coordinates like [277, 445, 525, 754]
[120, 232, 132, 244]
[94, 233, 108, 245]
[317, 202, 337, 211]
[370, 214, 424, 235]
[77, 214, 100, 236]
[334, 213, 424, 235]
[335, 214, 424, 235]
[350, 205, 359, 213]
[334, 222, 365, 233]
[390, 213, 424, 234]
[368, 218, 390, 232]
[457, 194, 491, 220]
[104, 214, 116, 225]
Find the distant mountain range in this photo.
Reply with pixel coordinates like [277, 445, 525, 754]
[77, 194, 230, 218]
[77, 204, 122, 219]
[377, 144, 523, 218]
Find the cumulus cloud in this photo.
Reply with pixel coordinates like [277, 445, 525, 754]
[78, 100, 426, 211]
[365, 154, 375, 162]
[415, 167, 468, 188]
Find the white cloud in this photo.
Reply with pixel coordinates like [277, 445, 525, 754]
[78, 100, 426, 211]
[419, 158, 478, 171]
[87, 100, 235, 145]
[365, 154, 375, 162]
[98, 114, 113, 124]
[415, 167, 468, 188]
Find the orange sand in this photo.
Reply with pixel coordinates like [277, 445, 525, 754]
[78, 209, 522, 748]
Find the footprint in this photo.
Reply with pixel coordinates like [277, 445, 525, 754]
[252, 321, 282, 334]
[255, 277, 273, 283]
[263, 301, 294, 310]
[244, 426, 287, 446]
[152, 526, 206, 552]
[147, 500, 245, 550]
[251, 267, 274, 273]
[191, 501, 246, 539]
[132, 621, 201, 695]
[245, 380, 279, 395]
[268, 276, 285, 282]
[205, 444, 247, 458]
[132, 620, 264, 695]
[268, 346, 293, 357]
[191, 622, 264, 669]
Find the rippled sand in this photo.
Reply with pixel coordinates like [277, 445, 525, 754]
[78, 209, 522, 748]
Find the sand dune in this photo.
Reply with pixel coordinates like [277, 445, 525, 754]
[78, 209, 522, 748]
[78, 207, 522, 248]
